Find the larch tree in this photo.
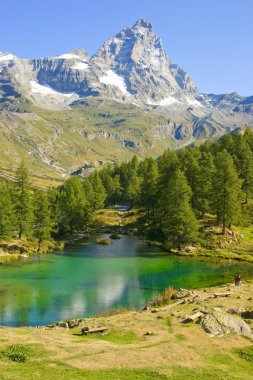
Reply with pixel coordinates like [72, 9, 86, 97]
[33, 189, 52, 251]
[211, 150, 242, 234]
[15, 161, 34, 239]
[0, 183, 15, 238]
[157, 167, 198, 250]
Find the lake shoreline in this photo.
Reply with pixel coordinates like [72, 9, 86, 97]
[1, 228, 253, 267]
[0, 281, 252, 379]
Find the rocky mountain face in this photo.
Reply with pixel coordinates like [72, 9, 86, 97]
[0, 19, 253, 178]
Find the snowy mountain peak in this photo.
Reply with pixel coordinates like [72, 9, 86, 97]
[0, 52, 16, 62]
[0, 20, 198, 107]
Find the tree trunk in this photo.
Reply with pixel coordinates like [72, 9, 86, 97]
[19, 225, 23, 240]
[222, 218, 226, 235]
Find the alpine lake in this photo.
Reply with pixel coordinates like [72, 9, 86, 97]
[1, 235, 253, 327]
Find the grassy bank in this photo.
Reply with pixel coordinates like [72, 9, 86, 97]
[93, 208, 253, 264]
[0, 238, 64, 265]
[0, 282, 253, 379]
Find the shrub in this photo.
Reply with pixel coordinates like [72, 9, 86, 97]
[3, 344, 30, 362]
[236, 346, 253, 362]
[153, 286, 175, 307]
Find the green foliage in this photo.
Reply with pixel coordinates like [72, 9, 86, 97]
[139, 157, 158, 221]
[211, 150, 242, 234]
[58, 176, 91, 236]
[153, 287, 175, 306]
[96, 238, 112, 245]
[33, 189, 52, 250]
[0, 183, 15, 238]
[89, 171, 106, 210]
[2, 129, 253, 252]
[86, 328, 139, 345]
[14, 161, 34, 239]
[236, 346, 253, 362]
[2, 344, 30, 362]
[157, 168, 199, 249]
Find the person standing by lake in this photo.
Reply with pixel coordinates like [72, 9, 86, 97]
[235, 274, 241, 286]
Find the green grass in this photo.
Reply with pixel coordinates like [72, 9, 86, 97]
[163, 316, 173, 332]
[83, 328, 139, 345]
[175, 334, 187, 341]
[0, 344, 47, 363]
[0, 360, 252, 380]
[0, 100, 175, 181]
[0, 363, 169, 380]
[235, 346, 253, 362]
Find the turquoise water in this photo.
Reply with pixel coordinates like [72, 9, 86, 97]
[0, 235, 253, 326]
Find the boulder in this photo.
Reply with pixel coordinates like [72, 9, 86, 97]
[227, 307, 247, 316]
[67, 320, 80, 328]
[201, 312, 253, 339]
[175, 288, 192, 299]
[58, 321, 69, 328]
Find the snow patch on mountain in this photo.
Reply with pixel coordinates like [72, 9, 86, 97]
[100, 70, 129, 94]
[57, 53, 80, 59]
[0, 54, 15, 62]
[185, 97, 203, 107]
[71, 62, 89, 71]
[147, 96, 180, 106]
[30, 81, 74, 97]
[158, 96, 180, 106]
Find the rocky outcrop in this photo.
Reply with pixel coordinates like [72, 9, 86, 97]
[201, 312, 253, 339]
[0, 19, 228, 109]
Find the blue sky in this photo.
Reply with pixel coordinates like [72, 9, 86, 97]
[0, 0, 252, 96]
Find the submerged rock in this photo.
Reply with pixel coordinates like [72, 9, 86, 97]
[201, 312, 253, 339]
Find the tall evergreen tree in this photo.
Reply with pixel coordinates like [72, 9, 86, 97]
[194, 151, 215, 215]
[59, 176, 90, 236]
[89, 171, 106, 210]
[0, 183, 15, 238]
[140, 158, 158, 220]
[15, 161, 33, 239]
[125, 170, 141, 206]
[211, 150, 242, 234]
[178, 147, 201, 210]
[157, 168, 198, 250]
[33, 190, 52, 251]
[232, 135, 253, 203]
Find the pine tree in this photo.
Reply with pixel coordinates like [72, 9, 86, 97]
[15, 161, 33, 239]
[59, 176, 90, 236]
[178, 147, 201, 210]
[194, 151, 215, 215]
[140, 158, 158, 220]
[0, 183, 15, 238]
[232, 134, 253, 203]
[125, 170, 141, 206]
[89, 171, 106, 210]
[157, 168, 198, 250]
[211, 150, 242, 234]
[33, 189, 52, 251]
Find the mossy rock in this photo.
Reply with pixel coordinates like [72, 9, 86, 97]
[96, 238, 112, 245]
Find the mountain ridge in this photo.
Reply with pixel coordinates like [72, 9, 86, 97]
[0, 19, 252, 179]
